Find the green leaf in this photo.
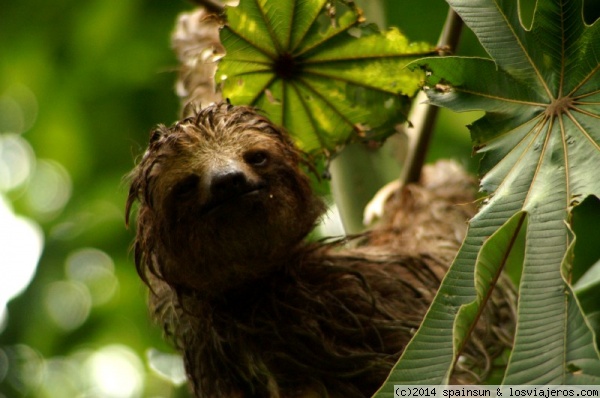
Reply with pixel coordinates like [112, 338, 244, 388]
[375, 212, 527, 394]
[216, 0, 436, 155]
[575, 258, 600, 352]
[376, 0, 600, 388]
[571, 195, 600, 284]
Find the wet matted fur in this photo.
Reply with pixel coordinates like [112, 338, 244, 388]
[126, 102, 515, 397]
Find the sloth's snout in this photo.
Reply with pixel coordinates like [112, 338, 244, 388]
[202, 164, 265, 215]
[210, 169, 254, 201]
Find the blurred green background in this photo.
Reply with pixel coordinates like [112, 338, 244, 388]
[0, 0, 513, 397]
[0, 1, 193, 396]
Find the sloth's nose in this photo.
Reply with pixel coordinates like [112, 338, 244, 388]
[210, 169, 252, 200]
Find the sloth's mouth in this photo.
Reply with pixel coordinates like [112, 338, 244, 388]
[201, 184, 267, 216]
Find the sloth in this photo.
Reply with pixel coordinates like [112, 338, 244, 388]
[126, 102, 514, 397]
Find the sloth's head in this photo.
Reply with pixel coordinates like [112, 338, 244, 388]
[126, 102, 325, 295]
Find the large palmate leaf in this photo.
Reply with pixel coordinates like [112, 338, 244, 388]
[376, 0, 600, 392]
[216, 0, 436, 155]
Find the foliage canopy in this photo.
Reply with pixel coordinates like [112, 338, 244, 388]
[377, 0, 600, 389]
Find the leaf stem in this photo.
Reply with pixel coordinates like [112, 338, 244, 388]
[401, 8, 463, 184]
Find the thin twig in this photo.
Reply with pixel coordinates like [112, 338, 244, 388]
[400, 8, 463, 184]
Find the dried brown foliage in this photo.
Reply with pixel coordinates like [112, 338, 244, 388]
[171, 8, 223, 116]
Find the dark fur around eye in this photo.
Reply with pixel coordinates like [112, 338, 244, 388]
[244, 150, 269, 167]
[172, 174, 200, 198]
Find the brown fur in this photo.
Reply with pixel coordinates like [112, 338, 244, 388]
[126, 102, 513, 397]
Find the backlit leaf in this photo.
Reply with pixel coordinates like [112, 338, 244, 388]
[217, 0, 436, 155]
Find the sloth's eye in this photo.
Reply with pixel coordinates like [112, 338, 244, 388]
[244, 150, 269, 167]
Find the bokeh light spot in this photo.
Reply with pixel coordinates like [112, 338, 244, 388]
[65, 248, 118, 305]
[25, 159, 72, 220]
[0, 196, 44, 323]
[44, 280, 91, 331]
[0, 133, 35, 192]
[0, 96, 24, 134]
[146, 348, 187, 386]
[0, 310, 6, 334]
[86, 345, 144, 398]
[1, 344, 45, 395]
[39, 356, 85, 397]
[0, 85, 38, 134]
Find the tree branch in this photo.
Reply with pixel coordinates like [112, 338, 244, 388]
[400, 8, 463, 184]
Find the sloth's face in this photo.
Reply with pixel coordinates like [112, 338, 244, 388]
[155, 125, 300, 224]
[146, 116, 318, 244]
[128, 104, 325, 293]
